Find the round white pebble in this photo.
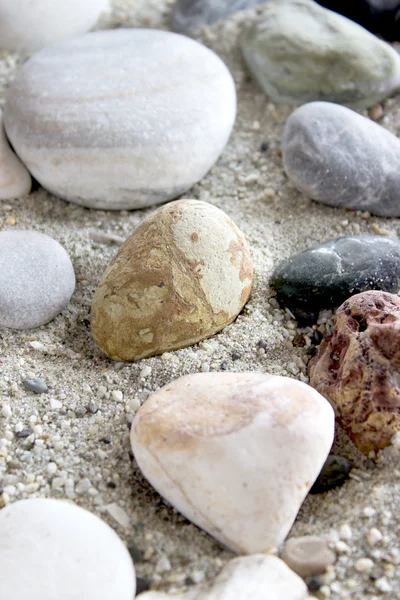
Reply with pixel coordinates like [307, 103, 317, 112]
[0, 0, 109, 54]
[4, 29, 236, 210]
[0, 230, 75, 329]
[0, 498, 136, 600]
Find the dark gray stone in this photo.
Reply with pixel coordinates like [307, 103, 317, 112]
[271, 235, 400, 323]
[309, 454, 351, 494]
[283, 102, 400, 217]
[22, 378, 48, 394]
[171, 0, 266, 32]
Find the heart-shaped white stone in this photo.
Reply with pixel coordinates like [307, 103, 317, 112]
[131, 372, 334, 554]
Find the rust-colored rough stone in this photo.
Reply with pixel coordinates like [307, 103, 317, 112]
[308, 290, 400, 454]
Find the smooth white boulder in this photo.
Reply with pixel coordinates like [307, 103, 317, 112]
[138, 555, 307, 600]
[4, 29, 236, 210]
[0, 498, 136, 600]
[0, 0, 110, 54]
[0, 110, 31, 199]
[131, 372, 334, 554]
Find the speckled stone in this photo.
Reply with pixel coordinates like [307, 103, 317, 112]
[0, 230, 75, 329]
[271, 235, 400, 323]
[316, 0, 400, 42]
[171, 0, 266, 33]
[4, 29, 236, 210]
[0, 110, 31, 200]
[283, 102, 400, 217]
[309, 290, 400, 453]
[309, 454, 351, 494]
[240, 0, 400, 108]
[0, 0, 109, 54]
[0, 498, 136, 600]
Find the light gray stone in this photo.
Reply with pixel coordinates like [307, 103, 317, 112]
[171, 0, 267, 33]
[0, 230, 75, 329]
[240, 0, 400, 109]
[0, 110, 31, 200]
[282, 101, 400, 217]
[0, 0, 109, 54]
[4, 29, 236, 211]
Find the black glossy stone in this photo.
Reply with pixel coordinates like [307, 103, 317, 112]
[316, 1, 400, 42]
[310, 454, 351, 494]
[271, 235, 400, 324]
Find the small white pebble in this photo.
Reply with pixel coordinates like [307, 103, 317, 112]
[49, 398, 62, 410]
[104, 502, 131, 529]
[339, 524, 352, 540]
[1, 404, 11, 418]
[75, 478, 92, 495]
[391, 431, 400, 448]
[155, 556, 172, 573]
[355, 558, 374, 573]
[112, 390, 123, 402]
[335, 541, 351, 554]
[201, 362, 210, 372]
[47, 462, 58, 475]
[28, 341, 43, 350]
[362, 506, 376, 518]
[366, 528, 383, 547]
[191, 570, 205, 583]
[128, 397, 141, 411]
[4, 485, 16, 496]
[375, 577, 392, 593]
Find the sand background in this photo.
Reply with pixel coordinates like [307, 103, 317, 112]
[1, 1, 400, 598]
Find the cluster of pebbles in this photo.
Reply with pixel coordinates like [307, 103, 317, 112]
[2, 0, 400, 599]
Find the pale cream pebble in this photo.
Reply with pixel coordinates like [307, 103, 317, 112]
[131, 372, 334, 554]
[111, 390, 123, 402]
[362, 506, 376, 517]
[355, 558, 374, 573]
[281, 536, 336, 577]
[335, 541, 351, 554]
[103, 503, 131, 529]
[366, 528, 383, 547]
[375, 577, 392, 593]
[339, 524, 352, 540]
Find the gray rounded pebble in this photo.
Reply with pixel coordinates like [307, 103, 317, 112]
[283, 102, 400, 217]
[22, 378, 48, 394]
[171, 0, 267, 33]
[0, 230, 75, 329]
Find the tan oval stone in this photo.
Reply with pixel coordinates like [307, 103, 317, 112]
[281, 536, 336, 577]
[90, 200, 253, 361]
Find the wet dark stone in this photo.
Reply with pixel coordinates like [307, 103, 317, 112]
[309, 454, 351, 494]
[306, 575, 323, 591]
[257, 339, 267, 349]
[231, 352, 241, 361]
[128, 544, 144, 563]
[15, 428, 33, 438]
[271, 235, 400, 324]
[135, 576, 151, 594]
[316, 0, 400, 41]
[260, 140, 269, 152]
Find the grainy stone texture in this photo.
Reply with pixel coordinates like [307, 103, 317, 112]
[4, 29, 236, 210]
[0, 498, 136, 600]
[171, 0, 266, 33]
[309, 290, 400, 454]
[240, 0, 400, 108]
[91, 200, 253, 361]
[0, 110, 31, 200]
[283, 102, 400, 217]
[281, 535, 336, 577]
[271, 235, 400, 323]
[316, 0, 400, 41]
[0, 230, 75, 329]
[138, 555, 308, 599]
[131, 372, 334, 554]
[0, 0, 110, 54]
[309, 454, 351, 494]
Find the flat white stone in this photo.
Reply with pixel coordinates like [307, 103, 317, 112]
[131, 372, 334, 554]
[138, 555, 307, 600]
[4, 29, 236, 210]
[0, 110, 31, 199]
[0, 498, 136, 600]
[0, 0, 110, 54]
[0, 230, 75, 329]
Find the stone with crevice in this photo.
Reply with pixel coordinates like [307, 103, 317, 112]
[0, 110, 31, 200]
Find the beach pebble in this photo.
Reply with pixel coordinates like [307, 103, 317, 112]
[0, 230, 75, 329]
[271, 236, 400, 323]
[4, 29, 236, 210]
[0, 0, 109, 54]
[281, 536, 336, 577]
[91, 200, 253, 361]
[309, 291, 400, 453]
[282, 102, 400, 217]
[240, 0, 400, 108]
[316, 1, 400, 41]
[309, 455, 351, 494]
[22, 378, 48, 394]
[0, 110, 31, 200]
[171, 0, 266, 32]
[0, 498, 136, 600]
[131, 372, 334, 553]
[138, 555, 307, 599]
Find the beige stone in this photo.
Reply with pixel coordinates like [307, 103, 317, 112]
[0, 110, 31, 200]
[131, 372, 334, 553]
[91, 200, 253, 361]
[281, 536, 336, 577]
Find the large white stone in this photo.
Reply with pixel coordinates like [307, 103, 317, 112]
[4, 29, 236, 210]
[0, 110, 31, 199]
[131, 372, 334, 554]
[0, 498, 136, 600]
[138, 555, 307, 600]
[0, 0, 109, 54]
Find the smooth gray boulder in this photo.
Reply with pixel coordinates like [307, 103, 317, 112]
[240, 0, 400, 109]
[282, 101, 400, 217]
